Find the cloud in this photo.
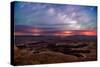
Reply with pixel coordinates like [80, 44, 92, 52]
[14, 25, 97, 36]
[14, 2, 97, 36]
[47, 8, 55, 14]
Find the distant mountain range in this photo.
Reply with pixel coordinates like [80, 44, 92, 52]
[62, 35, 97, 41]
[15, 35, 97, 44]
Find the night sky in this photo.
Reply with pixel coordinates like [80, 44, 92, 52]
[14, 2, 97, 36]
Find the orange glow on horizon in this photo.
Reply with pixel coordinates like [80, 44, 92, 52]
[32, 28, 42, 33]
[14, 30, 97, 36]
[27, 28, 42, 36]
[54, 30, 96, 36]
[80, 31, 97, 36]
[62, 31, 72, 34]
[54, 31, 74, 36]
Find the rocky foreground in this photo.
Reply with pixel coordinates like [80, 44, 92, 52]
[14, 41, 97, 65]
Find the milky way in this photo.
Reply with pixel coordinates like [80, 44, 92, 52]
[14, 2, 97, 36]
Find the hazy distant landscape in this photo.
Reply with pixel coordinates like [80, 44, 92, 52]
[15, 35, 97, 44]
[14, 35, 97, 65]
